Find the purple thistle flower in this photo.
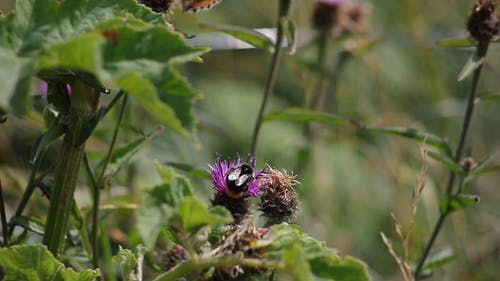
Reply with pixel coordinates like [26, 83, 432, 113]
[208, 154, 262, 198]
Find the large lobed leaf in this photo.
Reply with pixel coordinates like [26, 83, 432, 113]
[0, 0, 206, 138]
[256, 224, 372, 281]
[0, 244, 98, 281]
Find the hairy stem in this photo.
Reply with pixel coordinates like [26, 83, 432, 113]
[153, 256, 282, 281]
[251, 0, 293, 155]
[413, 42, 489, 279]
[42, 110, 93, 255]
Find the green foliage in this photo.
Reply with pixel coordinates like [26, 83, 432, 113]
[97, 126, 164, 179]
[436, 37, 476, 48]
[0, 244, 98, 281]
[169, 197, 233, 234]
[136, 164, 193, 247]
[256, 224, 372, 281]
[200, 23, 275, 53]
[264, 107, 354, 126]
[367, 126, 453, 157]
[422, 248, 457, 271]
[427, 151, 461, 173]
[440, 194, 480, 214]
[112, 246, 144, 281]
[0, 0, 206, 138]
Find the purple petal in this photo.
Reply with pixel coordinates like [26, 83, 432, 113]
[40, 81, 48, 98]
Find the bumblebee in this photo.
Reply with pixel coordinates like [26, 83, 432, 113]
[225, 163, 254, 198]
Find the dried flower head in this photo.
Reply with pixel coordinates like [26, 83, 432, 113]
[339, 1, 371, 35]
[259, 167, 300, 224]
[467, 0, 500, 41]
[210, 224, 270, 280]
[158, 244, 188, 271]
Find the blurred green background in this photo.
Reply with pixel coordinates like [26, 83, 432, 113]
[1, 0, 499, 280]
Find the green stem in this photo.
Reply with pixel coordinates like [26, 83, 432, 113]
[250, 0, 292, 155]
[0, 177, 8, 246]
[308, 32, 328, 111]
[99, 220, 117, 281]
[153, 256, 282, 281]
[92, 93, 128, 268]
[413, 42, 489, 279]
[8, 151, 44, 238]
[71, 200, 92, 256]
[42, 110, 93, 256]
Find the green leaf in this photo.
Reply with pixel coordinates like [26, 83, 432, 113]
[367, 126, 453, 157]
[2, 0, 205, 137]
[439, 194, 480, 214]
[0, 0, 163, 54]
[112, 246, 144, 281]
[256, 224, 372, 281]
[98, 126, 164, 180]
[160, 228, 182, 245]
[284, 19, 297, 54]
[310, 256, 371, 281]
[427, 151, 461, 173]
[0, 0, 164, 113]
[30, 117, 65, 164]
[476, 94, 500, 103]
[0, 244, 98, 281]
[436, 37, 476, 48]
[282, 243, 314, 281]
[165, 162, 211, 179]
[263, 108, 355, 127]
[118, 72, 189, 138]
[423, 248, 457, 271]
[136, 167, 193, 247]
[8, 216, 45, 236]
[457, 52, 485, 82]
[36, 21, 207, 137]
[199, 22, 275, 53]
[169, 197, 233, 234]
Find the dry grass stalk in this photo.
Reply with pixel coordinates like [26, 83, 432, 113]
[381, 146, 429, 281]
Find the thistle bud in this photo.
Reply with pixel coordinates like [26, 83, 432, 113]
[158, 244, 188, 271]
[312, 0, 343, 32]
[259, 167, 299, 225]
[211, 193, 251, 223]
[461, 157, 477, 173]
[467, 0, 500, 41]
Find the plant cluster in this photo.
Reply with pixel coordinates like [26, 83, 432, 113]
[0, 0, 498, 280]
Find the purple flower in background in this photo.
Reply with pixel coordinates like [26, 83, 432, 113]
[40, 81, 48, 98]
[39, 80, 72, 98]
[209, 154, 262, 198]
